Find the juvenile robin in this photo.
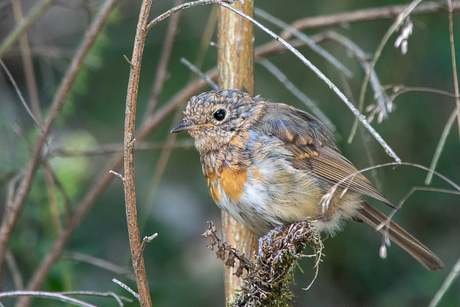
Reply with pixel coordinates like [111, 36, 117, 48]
[171, 89, 444, 271]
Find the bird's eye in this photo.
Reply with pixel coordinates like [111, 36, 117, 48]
[213, 109, 226, 121]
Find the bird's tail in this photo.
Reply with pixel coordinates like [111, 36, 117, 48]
[357, 202, 444, 271]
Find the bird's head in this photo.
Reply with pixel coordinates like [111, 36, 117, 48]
[171, 89, 264, 153]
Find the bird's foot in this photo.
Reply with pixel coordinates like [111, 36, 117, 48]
[258, 225, 287, 265]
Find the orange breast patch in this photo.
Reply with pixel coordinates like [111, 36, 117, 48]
[206, 173, 221, 202]
[209, 185, 220, 202]
[220, 167, 248, 202]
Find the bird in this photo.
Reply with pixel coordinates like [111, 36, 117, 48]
[170, 89, 444, 271]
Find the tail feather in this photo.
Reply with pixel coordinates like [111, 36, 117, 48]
[357, 202, 444, 271]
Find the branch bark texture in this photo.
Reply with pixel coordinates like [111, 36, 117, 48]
[123, 0, 153, 306]
[217, 1, 258, 303]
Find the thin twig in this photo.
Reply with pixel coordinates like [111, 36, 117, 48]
[0, 59, 45, 137]
[257, 58, 335, 131]
[61, 291, 132, 306]
[348, 0, 422, 143]
[338, 71, 383, 193]
[380, 186, 460, 237]
[64, 252, 134, 279]
[381, 84, 458, 99]
[109, 170, 125, 182]
[11, 0, 41, 119]
[146, 0, 229, 31]
[43, 164, 62, 233]
[429, 255, 460, 307]
[112, 278, 140, 300]
[42, 162, 73, 219]
[218, 1, 401, 162]
[446, 0, 460, 140]
[398, 187, 460, 210]
[425, 107, 459, 184]
[136, 233, 158, 267]
[0, 291, 96, 307]
[283, 1, 460, 32]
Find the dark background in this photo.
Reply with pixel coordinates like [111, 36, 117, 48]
[0, 0, 459, 306]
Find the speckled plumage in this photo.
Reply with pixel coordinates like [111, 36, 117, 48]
[171, 89, 443, 271]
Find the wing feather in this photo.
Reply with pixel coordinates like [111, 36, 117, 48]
[255, 102, 393, 207]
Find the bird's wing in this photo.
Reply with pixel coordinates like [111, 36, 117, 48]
[255, 102, 393, 207]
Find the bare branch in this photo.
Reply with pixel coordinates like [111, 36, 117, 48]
[65, 252, 134, 279]
[446, 0, 460, 140]
[0, 59, 45, 138]
[0, 291, 96, 307]
[109, 170, 125, 183]
[146, 0, 229, 31]
[122, 0, 153, 306]
[425, 107, 459, 184]
[430, 255, 460, 307]
[284, 1, 460, 32]
[136, 233, 158, 267]
[112, 278, 140, 301]
[61, 291, 132, 306]
[11, 0, 41, 120]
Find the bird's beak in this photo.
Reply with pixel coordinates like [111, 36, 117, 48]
[170, 121, 210, 133]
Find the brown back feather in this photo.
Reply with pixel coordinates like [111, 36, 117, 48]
[255, 102, 394, 208]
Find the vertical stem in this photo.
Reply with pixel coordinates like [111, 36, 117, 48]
[123, 1, 153, 306]
[446, 0, 460, 139]
[217, 1, 258, 302]
[218, 1, 254, 92]
[11, 0, 41, 119]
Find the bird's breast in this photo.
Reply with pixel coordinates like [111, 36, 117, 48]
[202, 129, 362, 235]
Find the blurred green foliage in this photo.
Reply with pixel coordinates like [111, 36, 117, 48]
[0, 0, 459, 306]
